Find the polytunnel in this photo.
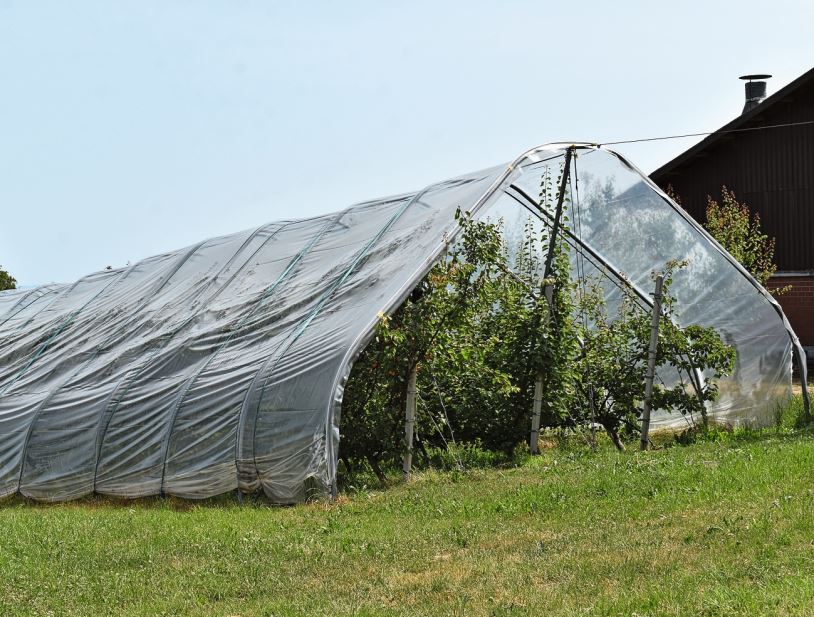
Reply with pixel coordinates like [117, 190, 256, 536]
[0, 144, 808, 503]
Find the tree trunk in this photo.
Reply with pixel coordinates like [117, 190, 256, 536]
[367, 456, 387, 485]
[603, 423, 626, 452]
[414, 432, 431, 466]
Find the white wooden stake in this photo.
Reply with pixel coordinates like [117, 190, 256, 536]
[403, 366, 418, 478]
[530, 283, 554, 455]
[530, 373, 544, 454]
[640, 274, 664, 451]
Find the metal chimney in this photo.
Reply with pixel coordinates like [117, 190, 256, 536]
[739, 74, 772, 114]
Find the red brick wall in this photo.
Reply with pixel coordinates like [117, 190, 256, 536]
[766, 275, 814, 347]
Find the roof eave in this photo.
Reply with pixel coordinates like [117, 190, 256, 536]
[651, 66, 814, 180]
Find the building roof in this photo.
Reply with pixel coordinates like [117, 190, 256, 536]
[652, 67, 814, 180]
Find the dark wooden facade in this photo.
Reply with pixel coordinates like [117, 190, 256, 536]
[651, 67, 814, 349]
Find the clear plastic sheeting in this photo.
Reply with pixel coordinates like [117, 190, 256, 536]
[0, 144, 807, 503]
[505, 146, 807, 428]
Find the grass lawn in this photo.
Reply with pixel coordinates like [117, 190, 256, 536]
[1, 415, 813, 615]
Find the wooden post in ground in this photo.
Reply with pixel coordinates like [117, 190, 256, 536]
[403, 366, 418, 478]
[530, 373, 544, 454]
[640, 274, 664, 451]
[530, 283, 555, 454]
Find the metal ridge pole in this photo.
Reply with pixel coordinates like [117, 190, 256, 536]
[542, 146, 574, 282]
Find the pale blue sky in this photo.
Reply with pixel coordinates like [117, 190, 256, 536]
[1, 1, 812, 285]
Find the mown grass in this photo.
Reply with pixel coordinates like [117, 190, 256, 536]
[1, 402, 813, 616]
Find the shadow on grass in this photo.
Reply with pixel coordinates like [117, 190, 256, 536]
[0, 490, 292, 511]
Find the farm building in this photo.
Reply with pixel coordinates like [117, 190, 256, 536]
[651, 67, 814, 361]
[0, 144, 806, 503]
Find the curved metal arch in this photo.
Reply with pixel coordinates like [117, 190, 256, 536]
[323, 142, 806, 498]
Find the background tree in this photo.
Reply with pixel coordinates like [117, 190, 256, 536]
[0, 266, 16, 291]
[705, 186, 782, 289]
[667, 184, 785, 293]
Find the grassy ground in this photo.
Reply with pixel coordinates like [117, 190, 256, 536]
[1, 406, 813, 616]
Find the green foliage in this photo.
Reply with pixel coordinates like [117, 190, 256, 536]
[535, 168, 582, 428]
[777, 392, 810, 430]
[705, 186, 784, 291]
[424, 440, 516, 470]
[341, 162, 585, 474]
[574, 263, 736, 449]
[0, 266, 16, 291]
[341, 211, 546, 476]
[668, 394, 807, 447]
[342, 170, 737, 472]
